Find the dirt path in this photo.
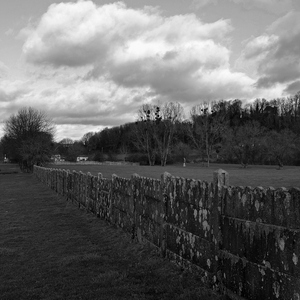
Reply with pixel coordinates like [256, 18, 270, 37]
[0, 169, 222, 300]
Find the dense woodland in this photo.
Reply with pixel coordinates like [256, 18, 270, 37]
[1, 94, 300, 169]
[56, 94, 300, 168]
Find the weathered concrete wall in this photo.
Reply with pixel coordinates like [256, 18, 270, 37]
[50, 161, 139, 165]
[163, 175, 220, 285]
[220, 185, 300, 299]
[133, 175, 164, 250]
[33, 166, 300, 300]
[111, 175, 134, 234]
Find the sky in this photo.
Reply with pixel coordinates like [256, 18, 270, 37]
[1, 0, 300, 141]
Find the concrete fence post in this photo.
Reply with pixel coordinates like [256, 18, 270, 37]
[57, 170, 60, 194]
[86, 172, 92, 212]
[51, 169, 54, 191]
[63, 169, 67, 197]
[160, 172, 172, 257]
[56, 170, 60, 194]
[213, 169, 229, 187]
[95, 173, 103, 218]
[131, 173, 140, 241]
[212, 169, 229, 289]
[50, 169, 52, 188]
[73, 170, 78, 204]
[111, 174, 118, 224]
[53, 169, 57, 193]
[131, 173, 142, 243]
[78, 171, 83, 208]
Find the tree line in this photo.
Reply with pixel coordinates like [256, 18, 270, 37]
[57, 93, 300, 168]
[1, 92, 300, 171]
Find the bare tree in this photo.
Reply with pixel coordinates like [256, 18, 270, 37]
[133, 102, 184, 166]
[189, 102, 228, 167]
[266, 129, 299, 168]
[19, 133, 53, 171]
[59, 138, 74, 147]
[4, 107, 55, 140]
[222, 121, 265, 168]
[81, 132, 95, 147]
[155, 102, 184, 166]
[81, 132, 96, 153]
[3, 107, 55, 171]
[133, 103, 159, 166]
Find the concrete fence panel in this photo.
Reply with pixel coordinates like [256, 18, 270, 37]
[33, 165, 300, 300]
[111, 175, 134, 234]
[134, 175, 165, 250]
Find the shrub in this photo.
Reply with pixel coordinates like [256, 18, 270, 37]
[93, 151, 105, 162]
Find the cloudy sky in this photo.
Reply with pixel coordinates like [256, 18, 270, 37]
[1, 0, 300, 141]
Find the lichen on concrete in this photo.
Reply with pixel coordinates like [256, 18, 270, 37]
[33, 166, 300, 300]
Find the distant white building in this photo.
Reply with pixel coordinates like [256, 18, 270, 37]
[76, 156, 89, 162]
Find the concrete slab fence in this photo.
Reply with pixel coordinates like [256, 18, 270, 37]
[33, 166, 300, 300]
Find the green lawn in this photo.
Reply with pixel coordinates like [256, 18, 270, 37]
[0, 163, 19, 174]
[48, 163, 300, 189]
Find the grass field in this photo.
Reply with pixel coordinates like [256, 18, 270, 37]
[0, 163, 19, 174]
[0, 169, 223, 300]
[48, 162, 300, 189]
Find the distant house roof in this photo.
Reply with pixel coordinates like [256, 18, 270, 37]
[76, 155, 88, 162]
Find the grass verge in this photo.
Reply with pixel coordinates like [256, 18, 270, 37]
[0, 172, 223, 300]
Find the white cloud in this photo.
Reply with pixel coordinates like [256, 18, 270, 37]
[0, 79, 31, 103]
[2, 0, 283, 140]
[22, 1, 162, 67]
[236, 11, 300, 94]
[0, 71, 151, 140]
[55, 124, 104, 142]
[22, 2, 233, 68]
[241, 35, 278, 60]
[0, 79, 33, 138]
[22, 0, 254, 105]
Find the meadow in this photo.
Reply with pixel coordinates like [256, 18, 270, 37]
[49, 163, 300, 189]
